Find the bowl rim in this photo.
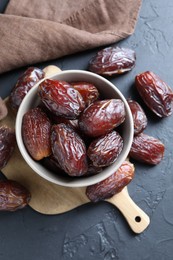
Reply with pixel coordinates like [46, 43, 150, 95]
[15, 69, 134, 187]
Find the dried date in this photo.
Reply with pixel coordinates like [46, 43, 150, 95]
[51, 115, 79, 131]
[127, 99, 147, 135]
[0, 180, 31, 211]
[135, 71, 173, 117]
[41, 154, 66, 175]
[9, 67, 44, 110]
[38, 103, 79, 131]
[51, 123, 88, 176]
[71, 81, 99, 106]
[86, 161, 134, 202]
[38, 79, 85, 119]
[0, 126, 16, 170]
[129, 133, 165, 165]
[84, 162, 103, 176]
[89, 47, 136, 76]
[22, 107, 51, 160]
[79, 99, 125, 137]
[87, 131, 123, 167]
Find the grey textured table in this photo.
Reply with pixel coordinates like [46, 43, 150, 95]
[0, 1, 173, 259]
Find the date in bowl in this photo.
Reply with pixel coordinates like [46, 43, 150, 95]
[15, 70, 134, 187]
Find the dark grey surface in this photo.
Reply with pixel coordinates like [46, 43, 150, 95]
[0, 0, 173, 259]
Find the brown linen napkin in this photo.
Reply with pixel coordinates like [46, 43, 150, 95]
[0, 0, 142, 74]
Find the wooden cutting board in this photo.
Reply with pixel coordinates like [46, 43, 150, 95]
[0, 66, 150, 234]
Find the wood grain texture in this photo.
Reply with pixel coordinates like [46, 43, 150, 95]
[107, 186, 150, 233]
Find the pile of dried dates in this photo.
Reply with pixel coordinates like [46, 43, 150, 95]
[0, 67, 45, 211]
[86, 47, 173, 202]
[22, 78, 126, 177]
[1, 45, 173, 208]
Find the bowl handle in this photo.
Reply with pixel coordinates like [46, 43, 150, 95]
[107, 186, 150, 234]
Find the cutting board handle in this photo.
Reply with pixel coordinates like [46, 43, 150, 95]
[107, 187, 150, 234]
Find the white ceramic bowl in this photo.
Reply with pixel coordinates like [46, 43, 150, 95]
[16, 70, 134, 187]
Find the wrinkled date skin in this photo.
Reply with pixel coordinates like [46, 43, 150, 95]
[127, 99, 147, 135]
[41, 154, 66, 175]
[51, 123, 88, 176]
[129, 133, 165, 165]
[22, 107, 51, 160]
[87, 131, 123, 167]
[89, 47, 136, 76]
[79, 99, 125, 137]
[86, 161, 135, 202]
[38, 102, 80, 131]
[0, 180, 31, 211]
[71, 81, 99, 106]
[9, 67, 44, 110]
[0, 126, 16, 170]
[84, 162, 103, 176]
[135, 71, 173, 117]
[51, 115, 79, 131]
[38, 79, 85, 119]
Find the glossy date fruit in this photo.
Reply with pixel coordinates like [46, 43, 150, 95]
[86, 161, 135, 202]
[71, 81, 99, 106]
[127, 99, 147, 135]
[9, 67, 44, 110]
[0, 180, 31, 211]
[0, 126, 16, 170]
[51, 124, 88, 176]
[87, 131, 123, 167]
[38, 102, 80, 131]
[38, 79, 85, 119]
[51, 115, 79, 131]
[135, 71, 173, 117]
[41, 154, 66, 175]
[84, 162, 103, 176]
[88, 47, 136, 76]
[129, 133, 165, 165]
[79, 99, 125, 137]
[22, 107, 51, 160]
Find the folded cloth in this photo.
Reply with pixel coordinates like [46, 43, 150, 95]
[0, 0, 142, 74]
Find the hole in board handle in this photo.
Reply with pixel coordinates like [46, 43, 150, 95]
[135, 216, 141, 223]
